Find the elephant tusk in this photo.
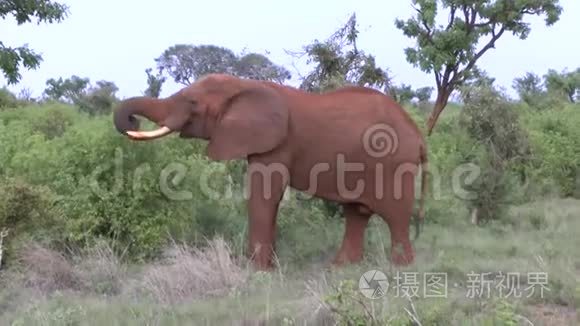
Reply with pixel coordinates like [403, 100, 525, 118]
[126, 126, 173, 140]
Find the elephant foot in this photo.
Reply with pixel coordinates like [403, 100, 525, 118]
[248, 243, 277, 271]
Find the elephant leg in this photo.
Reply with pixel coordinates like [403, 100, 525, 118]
[333, 203, 373, 265]
[245, 161, 288, 271]
[377, 182, 416, 266]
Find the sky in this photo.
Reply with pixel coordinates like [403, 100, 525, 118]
[2, 0, 579, 100]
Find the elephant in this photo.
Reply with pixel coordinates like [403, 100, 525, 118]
[113, 73, 429, 270]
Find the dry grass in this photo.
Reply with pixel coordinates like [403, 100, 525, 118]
[74, 241, 127, 295]
[0, 237, 267, 325]
[1, 199, 578, 325]
[17, 243, 84, 293]
[526, 304, 578, 325]
[14, 240, 126, 296]
[140, 237, 250, 304]
[11, 237, 248, 305]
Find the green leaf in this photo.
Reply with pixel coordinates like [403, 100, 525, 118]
[0, 0, 68, 84]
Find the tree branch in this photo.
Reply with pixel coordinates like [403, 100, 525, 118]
[450, 25, 506, 86]
[421, 19, 432, 38]
[441, 65, 454, 88]
[413, 4, 434, 43]
[521, 8, 540, 15]
[448, 69, 459, 88]
[470, 7, 477, 25]
[463, 6, 470, 26]
[462, 4, 480, 34]
[446, 5, 457, 30]
[435, 71, 441, 88]
[492, 24, 498, 38]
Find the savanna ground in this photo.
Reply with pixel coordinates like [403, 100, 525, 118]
[1, 199, 578, 325]
[1, 86, 580, 325]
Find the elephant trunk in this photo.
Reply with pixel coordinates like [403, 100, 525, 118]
[114, 100, 139, 135]
[113, 96, 189, 141]
[113, 97, 166, 134]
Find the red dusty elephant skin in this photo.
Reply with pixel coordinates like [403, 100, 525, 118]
[113, 73, 429, 271]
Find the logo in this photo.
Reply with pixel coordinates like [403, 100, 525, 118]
[362, 123, 399, 158]
[359, 270, 389, 299]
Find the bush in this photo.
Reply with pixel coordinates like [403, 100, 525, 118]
[0, 178, 59, 232]
[416, 107, 480, 225]
[0, 177, 64, 266]
[0, 88, 19, 109]
[30, 105, 77, 139]
[458, 84, 531, 223]
[1, 94, 580, 264]
[525, 105, 580, 197]
[0, 107, 254, 261]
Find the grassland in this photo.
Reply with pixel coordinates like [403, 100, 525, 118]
[1, 196, 578, 325]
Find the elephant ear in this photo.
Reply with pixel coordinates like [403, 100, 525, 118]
[206, 86, 289, 161]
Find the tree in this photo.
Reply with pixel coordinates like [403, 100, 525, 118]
[77, 80, 119, 116]
[513, 72, 543, 104]
[293, 13, 390, 93]
[384, 83, 434, 105]
[395, 0, 563, 135]
[387, 83, 415, 104]
[415, 86, 434, 103]
[234, 53, 291, 84]
[154, 44, 291, 85]
[43, 75, 118, 115]
[155, 44, 238, 85]
[0, 0, 69, 84]
[544, 68, 580, 103]
[143, 67, 166, 98]
[43, 75, 90, 103]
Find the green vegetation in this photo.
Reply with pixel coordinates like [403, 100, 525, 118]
[1, 81, 578, 324]
[1, 0, 69, 84]
[1, 1, 578, 324]
[395, 0, 563, 134]
[154, 44, 291, 86]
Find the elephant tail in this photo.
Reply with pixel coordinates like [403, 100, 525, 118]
[414, 142, 428, 240]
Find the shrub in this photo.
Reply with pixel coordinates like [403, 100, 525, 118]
[0, 178, 64, 266]
[30, 105, 77, 139]
[418, 108, 480, 225]
[458, 84, 531, 223]
[0, 88, 19, 109]
[525, 105, 580, 197]
[1, 95, 580, 265]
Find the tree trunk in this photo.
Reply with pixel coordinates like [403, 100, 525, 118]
[426, 89, 450, 136]
[471, 207, 479, 225]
